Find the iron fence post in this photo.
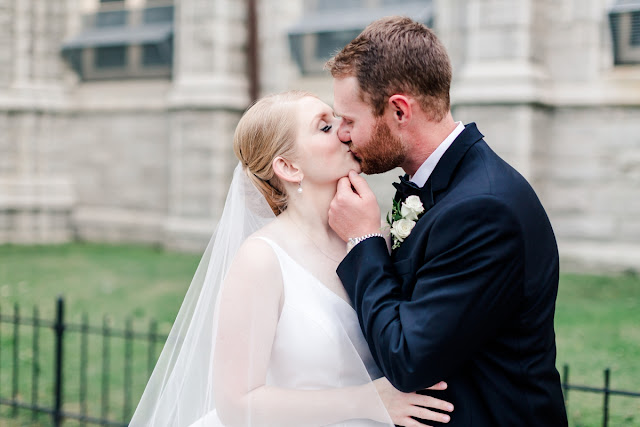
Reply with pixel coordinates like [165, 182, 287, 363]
[53, 297, 65, 427]
[32, 306, 40, 421]
[147, 319, 157, 377]
[101, 315, 111, 421]
[123, 317, 133, 422]
[80, 312, 88, 426]
[562, 364, 569, 413]
[12, 303, 19, 418]
[603, 368, 610, 427]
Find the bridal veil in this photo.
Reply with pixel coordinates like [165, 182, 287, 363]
[129, 163, 391, 426]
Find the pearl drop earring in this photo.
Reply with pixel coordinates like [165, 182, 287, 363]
[297, 180, 303, 194]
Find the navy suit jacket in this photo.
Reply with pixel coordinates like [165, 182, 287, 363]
[338, 123, 568, 426]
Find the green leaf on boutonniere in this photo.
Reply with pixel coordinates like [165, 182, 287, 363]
[391, 199, 403, 222]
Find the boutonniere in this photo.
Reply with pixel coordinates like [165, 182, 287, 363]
[386, 195, 425, 250]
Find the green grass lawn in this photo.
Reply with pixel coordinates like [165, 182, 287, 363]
[0, 243, 199, 427]
[0, 243, 639, 426]
[554, 273, 640, 426]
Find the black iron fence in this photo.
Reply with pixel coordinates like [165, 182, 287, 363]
[1, 297, 639, 426]
[561, 365, 640, 427]
[0, 297, 167, 426]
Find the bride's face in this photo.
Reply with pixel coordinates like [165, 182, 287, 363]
[293, 97, 361, 184]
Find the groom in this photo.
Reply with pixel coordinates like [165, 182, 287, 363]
[327, 16, 568, 426]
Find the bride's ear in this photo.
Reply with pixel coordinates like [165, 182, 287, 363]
[272, 156, 303, 184]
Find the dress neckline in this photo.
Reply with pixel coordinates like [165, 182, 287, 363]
[254, 237, 355, 312]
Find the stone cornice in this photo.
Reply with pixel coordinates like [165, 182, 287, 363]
[0, 85, 70, 112]
[452, 60, 640, 107]
[168, 75, 250, 111]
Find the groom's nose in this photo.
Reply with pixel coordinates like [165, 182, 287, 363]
[337, 122, 351, 144]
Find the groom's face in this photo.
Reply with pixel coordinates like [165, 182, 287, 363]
[333, 77, 405, 174]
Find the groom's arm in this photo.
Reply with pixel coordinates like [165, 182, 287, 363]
[337, 195, 525, 392]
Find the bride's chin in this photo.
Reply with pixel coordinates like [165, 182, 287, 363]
[340, 166, 361, 178]
[345, 159, 362, 175]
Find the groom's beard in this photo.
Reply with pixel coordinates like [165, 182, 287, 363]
[354, 117, 406, 175]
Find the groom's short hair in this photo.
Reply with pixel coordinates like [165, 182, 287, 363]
[326, 16, 452, 121]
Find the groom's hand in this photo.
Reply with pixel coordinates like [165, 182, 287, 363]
[329, 170, 381, 242]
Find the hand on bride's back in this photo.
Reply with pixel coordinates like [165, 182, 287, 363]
[374, 377, 453, 426]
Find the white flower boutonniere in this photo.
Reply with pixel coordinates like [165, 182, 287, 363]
[386, 195, 425, 250]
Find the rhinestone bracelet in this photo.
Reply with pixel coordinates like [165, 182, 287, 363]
[346, 233, 384, 253]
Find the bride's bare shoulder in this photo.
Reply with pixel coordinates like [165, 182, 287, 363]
[221, 235, 284, 318]
[226, 225, 285, 295]
[232, 237, 279, 273]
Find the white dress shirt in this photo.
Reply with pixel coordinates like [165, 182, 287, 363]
[410, 121, 465, 187]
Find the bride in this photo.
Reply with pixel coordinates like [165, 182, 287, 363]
[129, 91, 454, 426]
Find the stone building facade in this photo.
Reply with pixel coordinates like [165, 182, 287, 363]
[0, 0, 638, 273]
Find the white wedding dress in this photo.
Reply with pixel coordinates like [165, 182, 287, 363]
[189, 237, 387, 427]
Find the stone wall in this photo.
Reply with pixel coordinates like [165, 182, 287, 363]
[67, 109, 170, 245]
[0, 111, 74, 243]
[0, 0, 249, 251]
[546, 107, 640, 273]
[164, 0, 248, 251]
[440, 0, 640, 273]
[0, 0, 74, 244]
[282, 0, 640, 273]
[0, 0, 638, 273]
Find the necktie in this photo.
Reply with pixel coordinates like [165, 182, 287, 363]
[392, 175, 435, 212]
[392, 175, 421, 201]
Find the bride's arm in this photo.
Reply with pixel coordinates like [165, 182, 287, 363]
[213, 238, 451, 427]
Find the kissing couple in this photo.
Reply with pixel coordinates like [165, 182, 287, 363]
[130, 16, 567, 427]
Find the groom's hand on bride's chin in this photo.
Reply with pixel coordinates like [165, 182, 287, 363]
[329, 170, 381, 242]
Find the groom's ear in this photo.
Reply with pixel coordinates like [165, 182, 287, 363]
[272, 156, 303, 184]
[388, 95, 412, 126]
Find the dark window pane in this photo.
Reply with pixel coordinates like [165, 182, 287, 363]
[95, 10, 127, 27]
[142, 43, 172, 66]
[95, 46, 127, 68]
[143, 6, 174, 24]
[288, 33, 305, 71]
[305, 0, 362, 11]
[381, 0, 423, 5]
[632, 11, 640, 46]
[315, 30, 361, 61]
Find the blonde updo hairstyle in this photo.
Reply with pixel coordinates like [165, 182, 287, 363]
[234, 90, 314, 215]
